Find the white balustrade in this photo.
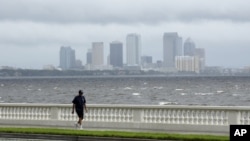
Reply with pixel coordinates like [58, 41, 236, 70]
[0, 103, 250, 134]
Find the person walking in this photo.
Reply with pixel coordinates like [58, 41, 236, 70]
[72, 90, 88, 129]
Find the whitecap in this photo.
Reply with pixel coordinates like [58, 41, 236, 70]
[159, 101, 178, 105]
[132, 93, 140, 96]
[110, 89, 115, 91]
[144, 82, 147, 85]
[54, 87, 58, 90]
[216, 90, 224, 94]
[27, 88, 32, 91]
[180, 93, 187, 95]
[38, 88, 42, 91]
[124, 87, 132, 90]
[195, 92, 214, 95]
[175, 89, 183, 91]
[0, 84, 4, 87]
[153, 86, 163, 89]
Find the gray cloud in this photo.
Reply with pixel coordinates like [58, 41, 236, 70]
[0, 0, 250, 68]
[0, 0, 249, 24]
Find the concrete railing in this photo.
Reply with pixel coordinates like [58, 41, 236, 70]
[0, 103, 250, 134]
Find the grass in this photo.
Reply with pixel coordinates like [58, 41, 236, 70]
[0, 127, 229, 141]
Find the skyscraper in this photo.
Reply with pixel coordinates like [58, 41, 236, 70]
[92, 42, 104, 67]
[184, 38, 196, 56]
[59, 46, 76, 70]
[126, 33, 141, 66]
[86, 49, 92, 65]
[110, 41, 123, 68]
[195, 48, 206, 71]
[163, 32, 182, 68]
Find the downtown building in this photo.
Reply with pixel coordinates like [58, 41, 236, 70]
[141, 55, 153, 68]
[91, 42, 104, 70]
[86, 49, 92, 65]
[195, 48, 206, 71]
[110, 41, 123, 68]
[126, 33, 141, 68]
[163, 32, 182, 71]
[175, 56, 200, 73]
[184, 38, 196, 56]
[59, 46, 76, 70]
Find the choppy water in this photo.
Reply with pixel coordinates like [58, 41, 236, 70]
[0, 76, 250, 106]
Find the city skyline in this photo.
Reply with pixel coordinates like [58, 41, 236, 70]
[58, 32, 206, 73]
[0, 0, 250, 69]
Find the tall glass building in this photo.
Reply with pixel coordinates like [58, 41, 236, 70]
[59, 46, 75, 70]
[92, 42, 104, 66]
[86, 49, 92, 65]
[184, 38, 196, 56]
[126, 33, 141, 66]
[110, 41, 123, 68]
[163, 32, 182, 68]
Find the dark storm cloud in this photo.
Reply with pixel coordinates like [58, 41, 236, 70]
[0, 0, 249, 24]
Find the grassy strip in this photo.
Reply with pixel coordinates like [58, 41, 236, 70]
[0, 127, 229, 141]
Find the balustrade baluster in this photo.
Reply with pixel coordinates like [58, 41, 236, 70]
[169, 110, 173, 124]
[117, 109, 120, 122]
[153, 110, 157, 123]
[150, 109, 153, 123]
[247, 112, 250, 124]
[177, 110, 181, 124]
[173, 110, 177, 124]
[162, 110, 166, 123]
[211, 111, 215, 125]
[214, 111, 218, 125]
[114, 109, 118, 122]
[93, 108, 97, 121]
[158, 109, 163, 123]
[182, 110, 186, 124]
[102, 108, 105, 122]
[142, 109, 146, 122]
[165, 110, 170, 123]
[9, 107, 13, 119]
[223, 111, 228, 125]
[187, 110, 191, 124]
[98, 108, 102, 121]
[199, 110, 204, 124]
[217, 111, 222, 125]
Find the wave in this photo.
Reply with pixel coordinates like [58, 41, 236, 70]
[216, 90, 224, 94]
[159, 101, 178, 105]
[132, 93, 140, 96]
[124, 87, 132, 90]
[195, 92, 214, 95]
[153, 86, 163, 89]
[175, 89, 183, 91]
[180, 93, 187, 95]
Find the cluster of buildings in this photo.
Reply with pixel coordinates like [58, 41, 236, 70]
[59, 32, 205, 73]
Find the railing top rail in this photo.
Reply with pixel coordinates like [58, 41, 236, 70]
[0, 103, 250, 111]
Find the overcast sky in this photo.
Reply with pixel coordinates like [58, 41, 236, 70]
[0, 0, 249, 69]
